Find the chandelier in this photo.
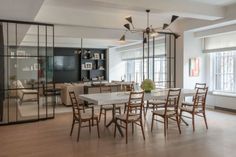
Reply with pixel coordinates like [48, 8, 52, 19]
[119, 9, 180, 42]
[119, 9, 180, 80]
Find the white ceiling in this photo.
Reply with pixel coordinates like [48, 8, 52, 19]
[1, 0, 236, 48]
[187, 0, 236, 6]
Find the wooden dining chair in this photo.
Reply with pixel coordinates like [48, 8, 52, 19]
[114, 91, 145, 144]
[195, 83, 206, 89]
[99, 86, 121, 125]
[69, 91, 100, 142]
[179, 87, 208, 131]
[151, 88, 181, 137]
[144, 82, 166, 116]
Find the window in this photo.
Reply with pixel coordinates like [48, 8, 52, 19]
[125, 57, 167, 87]
[212, 51, 236, 93]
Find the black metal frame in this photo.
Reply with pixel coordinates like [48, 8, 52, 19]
[0, 19, 55, 125]
[142, 32, 177, 88]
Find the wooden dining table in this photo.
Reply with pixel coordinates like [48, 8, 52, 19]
[79, 88, 196, 136]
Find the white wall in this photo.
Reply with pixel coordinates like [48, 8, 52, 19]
[108, 47, 125, 81]
[183, 31, 206, 89]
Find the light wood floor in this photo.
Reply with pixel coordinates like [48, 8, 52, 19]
[0, 110, 235, 157]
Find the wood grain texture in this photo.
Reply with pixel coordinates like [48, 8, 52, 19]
[0, 110, 236, 157]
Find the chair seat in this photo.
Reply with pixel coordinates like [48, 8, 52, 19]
[182, 101, 194, 106]
[152, 109, 176, 116]
[80, 113, 98, 120]
[115, 113, 140, 121]
[101, 105, 121, 110]
[179, 106, 200, 112]
[148, 99, 166, 105]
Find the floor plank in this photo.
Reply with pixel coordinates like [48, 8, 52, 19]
[0, 110, 235, 157]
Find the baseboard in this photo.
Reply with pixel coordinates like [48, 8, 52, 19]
[214, 106, 236, 113]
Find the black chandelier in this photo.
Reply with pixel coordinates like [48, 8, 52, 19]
[120, 9, 180, 42]
[120, 10, 179, 82]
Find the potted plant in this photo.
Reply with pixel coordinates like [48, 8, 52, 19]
[141, 79, 155, 93]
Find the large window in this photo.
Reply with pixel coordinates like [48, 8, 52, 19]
[212, 51, 236, 93]
[125, 57, 167, 87]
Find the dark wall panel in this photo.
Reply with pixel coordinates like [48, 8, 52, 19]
[54, 48, 79, 83]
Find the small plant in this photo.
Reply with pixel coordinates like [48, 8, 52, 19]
[141, 79, 155, 93]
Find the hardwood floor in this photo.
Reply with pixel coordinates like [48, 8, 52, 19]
[0, 110, 235, 157]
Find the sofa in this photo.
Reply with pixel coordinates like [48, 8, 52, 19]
[60, 83, 86, 106]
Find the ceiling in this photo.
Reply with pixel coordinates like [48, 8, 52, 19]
[1, 0, 236, 48]
[187, 0, 236, 6]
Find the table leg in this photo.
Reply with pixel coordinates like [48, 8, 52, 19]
[106, 104, 124, 137]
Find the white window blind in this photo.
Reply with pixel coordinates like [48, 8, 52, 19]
[204, 32, 236, 53]
[117, 38, 166, 60]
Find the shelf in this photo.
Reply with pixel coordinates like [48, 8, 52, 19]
[81, 58, 105, 61]
[82, 69, 105, 71]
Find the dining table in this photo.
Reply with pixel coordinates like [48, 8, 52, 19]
[79, 88, 196, 136]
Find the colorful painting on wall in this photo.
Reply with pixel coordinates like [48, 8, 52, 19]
[189, 58, 200, 77]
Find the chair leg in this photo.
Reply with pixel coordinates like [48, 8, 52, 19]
[164, 117, 167, 137]
[89, 120, 91, 133]
[203, 112, 208, 129]
[77, 122, 81, 142]
[99, 107, 102, 122]
[167, 118, 169, 129]
[140, 120, 145, 140]
[114, 119, 117, 138]
[70, 119, 75, 136]
[179, 110, 182, 124]
[104, 110, 107, 125]
[96, 119, 100, 138]
[132, 122, 134, 135]
[176, 114, 181, 134]
[192, 114, 195, 132]
[151, 114, 154, 132]
[126, 123, 128, 144]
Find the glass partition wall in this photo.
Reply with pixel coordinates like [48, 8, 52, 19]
[0, 20, 54, 125]
[123, 34, 176, 88]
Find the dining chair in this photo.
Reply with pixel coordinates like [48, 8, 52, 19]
[144, 82, 166, 116]
[69, 91, 100, 142]
[195, 83, 206, 89]
[99, 86, 121, 125]
[151, 88, 181, 137]
[114, 91, 145, 144]
[179, 87, 208, 131]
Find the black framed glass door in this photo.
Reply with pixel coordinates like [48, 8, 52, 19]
[0, 20, 55, 125]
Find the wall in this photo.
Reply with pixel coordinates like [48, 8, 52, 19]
[54, 47, 79, 83]
[183, 31, 206, 89]
[108, 47, 125, 82]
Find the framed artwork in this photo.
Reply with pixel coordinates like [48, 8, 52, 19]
[85, 62, 93, 70]
[94, 53, 100, 59]
[189, 58, 199, 77]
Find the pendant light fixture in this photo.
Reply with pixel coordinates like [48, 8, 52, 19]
[120, 9, 180, 42]
[119, 9, 180, 80]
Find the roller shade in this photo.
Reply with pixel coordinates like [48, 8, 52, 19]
[203, 32, 236, 53]
[117, 38, 166, 60]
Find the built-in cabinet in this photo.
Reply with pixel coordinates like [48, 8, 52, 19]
[80, 49, 107, 81]
[54, 47, 108, 83]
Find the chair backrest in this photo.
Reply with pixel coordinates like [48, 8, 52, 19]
[69, 91, 83, 119]
[193, 87, 208, 112]
[164, 88, 181, 115]
[125, 83, 134, 91]
[126, 91, 144, 120]
[195, 83, 206, 89]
